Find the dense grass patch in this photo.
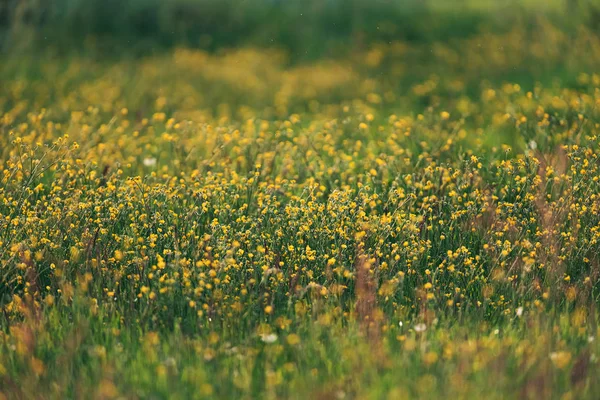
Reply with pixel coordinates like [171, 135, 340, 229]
[2, 4, 600, 399]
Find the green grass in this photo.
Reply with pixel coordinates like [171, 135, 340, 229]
[1, 0, 593, 59]
[1, 3, 600, 399]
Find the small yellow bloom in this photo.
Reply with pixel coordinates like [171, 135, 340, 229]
[286, 334, 301, 346]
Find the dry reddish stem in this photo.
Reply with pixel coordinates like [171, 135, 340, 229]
[355, 246, 384, 362]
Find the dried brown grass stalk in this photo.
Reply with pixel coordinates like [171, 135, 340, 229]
[534, 146, 571, 289]
[355, 245, 385, 363]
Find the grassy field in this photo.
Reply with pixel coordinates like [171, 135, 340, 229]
[2, 1, 600, 399]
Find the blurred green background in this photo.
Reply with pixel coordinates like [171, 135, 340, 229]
[1, 0, 599, 60]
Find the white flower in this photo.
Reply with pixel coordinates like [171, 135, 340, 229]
[494, 329, 500, 335]
[398, 321, 403, 327]
[143, 157, 157, 167]
[414, 323, 427, 333]
[260, 333, 278, 344]
[528, 140, 538, 150]
[516, 307, 523, 317]
[588, 336, 595, 343]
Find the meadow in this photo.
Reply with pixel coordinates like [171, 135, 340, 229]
[2, 1, 600, 399]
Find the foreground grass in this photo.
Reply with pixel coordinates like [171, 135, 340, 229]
[1, 16, 600, 399]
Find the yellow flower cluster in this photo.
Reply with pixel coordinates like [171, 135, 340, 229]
[1, 16, 600, 398]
